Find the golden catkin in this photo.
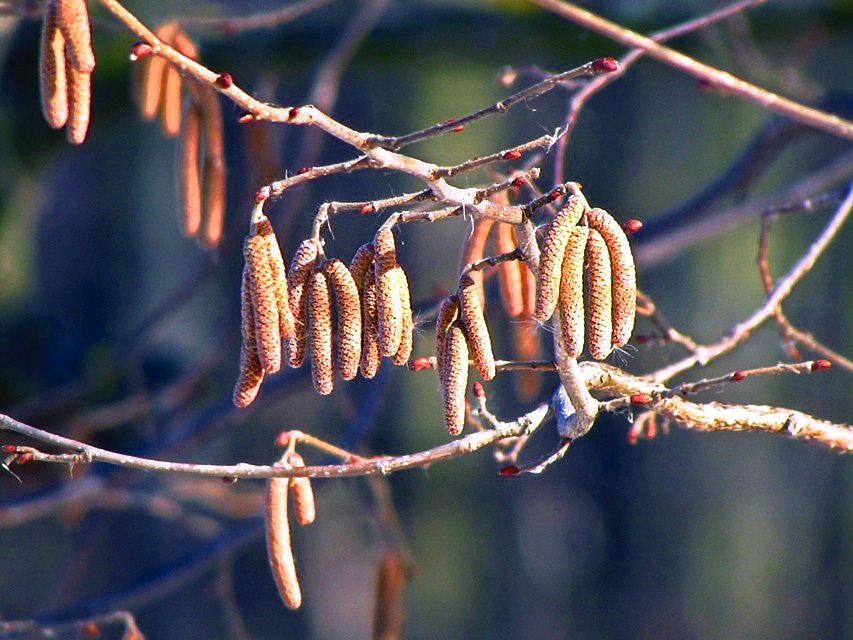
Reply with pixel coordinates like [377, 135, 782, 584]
[494, 222, 524, 319]
[286, 453, 316, 526]
[323, 259, 362, 380]
[586, 207, 637, 348]
[159, 65, 182, 138]
[533, 196, 585, 322]
[286, 239, 318, 368]
[434, 295, 459, 372]
[65, 62, 90, 144]
[359, 263, 381, 379]
[198, 86, 226, 249]
[512, 320, 541, 402]
[458, 274, 495, 381]
[440, 322, 469, 436]
[39, 1, 68, 129]
[244, 233, 282, 373]
[256, 218, 296, 341]
[308, 269, 334, 395]
[372, 549, 409, 640]
[233, 269, 265, 407]
[459, 218, 493, 307]
[373, 227, 403, 357]
[177, 102, 202, 237]
[265, 466, 302, 610]
[557, 225, 588, 358]
[585, 228, 613, 361]
[392, 267, 414, 366]
[56, 0, 95, 74]
[137, 22, 179, 121]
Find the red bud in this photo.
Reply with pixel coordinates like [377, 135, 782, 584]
[630, 393, 653, 405]
[502, 149, 522, 160]
[472, 381, 485, 399]
[297, 166, 311, 174]
[2, 444, 15, 453]
[359, 203, 375, 215]
[499, 465, 519, 476]
[215, 72, 234, 89]
[622, 219, 643, 234]
[81, 621, 101, 637]
[731, 370, 747, 382]
[408, 357, 433, 372]
[221, 476, 237, 484]
[450, 125, 465, 133]
[237, 111, 255, 123]
[254, 187, 270, 203]
[811, 359, 832, 372]
[129, 42, 153, 61]
[592, 57, 619, 73]
[15, 452, 33, 464]
[511, 177, 526, 188]
[546, 189, 562, 203]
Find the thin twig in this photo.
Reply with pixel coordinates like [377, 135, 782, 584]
[179, 0, 338, 33]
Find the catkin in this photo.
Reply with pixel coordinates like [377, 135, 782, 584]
[586, 207, 637, 348]
[198, 86, 226, 249]
[177, 102, 202, 237]
[373, 228, 403, 357]
[137, 22, 179, 121]
[495, 223, 524, 319]
[557, 225, 588, 358]
[359, 262, 381, 379]
[233, 269, 265, 407]
[324, 259, 362, 380]
[372, 549, 408, 640]
[287, 453, 316, 526]
[520, 255, 538, 320]
[308, 269, 334, 395]
[435, 295, 459, 372]
[265, 465, 302, 610]
[244, 232, 282, 373]
[392, 267, 414, 366]
[159, 64, 182, 138]
[257, 217, 295, 341]
[512, 320, 541, 402]
[39, 1, 68, 129]
[585, 228, 613, 360]
[458, 274, 495, 381]
[349, 243, 375, 290]
[440, 322, 469, 436]
[286, 239, 318, 368]
[64, 59, 90, 144]
[56, 0, 95, 74]
[533, 196, 585, 322]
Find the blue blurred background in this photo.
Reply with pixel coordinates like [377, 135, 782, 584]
[0, 1, 850, 638]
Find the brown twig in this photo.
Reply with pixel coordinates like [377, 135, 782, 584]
[179, 0, 338, 33]
[531, 0, 853, 140]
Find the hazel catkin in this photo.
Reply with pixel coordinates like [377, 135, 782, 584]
[286, 239, 319, 368]
[373, 227, 403, 357]
[233, 269, 265, 407]
[359, 262, 381, 379]
[494, 222, 524, 319]
[39, 1, 68, 130]
[56, 0, 95, 74]
[435, 295, 460, 372]
[392, 267, 414, 367]
[244, 231, 282, 373]
[65, 59, 91, 144]
[324, 259, 362, 380]
[265, 464, 302, 610]
[585, 228, 613, 361]
[533, 196, 585, 322]
[287, 452, 316, 526]
[556, 225, 588, 358]
[457, 274, 495, 381]
[585, 207, 637, 348]
[440, 322, 469, 436]
[177, 102, 203, 237]
[307, 269, 334, 395]
[257, 217, 295, 341]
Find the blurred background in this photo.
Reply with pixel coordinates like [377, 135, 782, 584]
[0, 0, 851, 638]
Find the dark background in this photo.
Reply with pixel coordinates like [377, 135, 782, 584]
[0, 1, 850, 638]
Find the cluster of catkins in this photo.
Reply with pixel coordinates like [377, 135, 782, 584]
[234, 216, 414, 406]
[435, 194, 637, 435]
[38, 9, 227, 248]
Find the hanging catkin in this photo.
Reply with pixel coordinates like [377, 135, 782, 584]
[39, 1, 68, 129]
[256, 217, 295, 341]
[440, 322, 469, 436]
[494, 222, 524, 319]
[287, 453, 316, 526]
[585, 228, 613, 360]
[136, 22, 179, 122]
[459, 218, 494, 307]
[177, 102, 203, 237]
[585, 208, 637, 348]
[244, 230, 282, 373]
[435, 295, 460, 373]
[56, 0, 95, 74]
[557, 225, 588, 358]
[533, 196, 585, 322]
[373, 228, 403, 357]
[233, 269, 265, 408]
[65, 60, 91, 144]
[457, 274, 495, 381]
[392, 267, 414, 366]
[308, 269, 334, 395]
[324, 259, 362, 380]
[265, 464, 302, 610]
[359, 262, 381, 379]
[286, 239, 318, 368]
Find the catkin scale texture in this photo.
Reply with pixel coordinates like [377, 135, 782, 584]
[245, 233, 282, 373]
[308, 270, 334, 395]
[557, 225, 588, 358]
[39, 3, 68, 129]
[56, 0, 95, 74]
[265, 467, 302, 610]
[459, 218, 493, 307]
[349, 243, 375, 290]
[287, 453, 316, 526]
[233, 269, 265, 407]
[257, 217, 295, 341]
[392, 268, 414, 366]
[324, 259, 362, 380]
[586, 208, 637, 347]
[359, 262, 381, 379]
[435, 295, 460, 373]
[440, 322, 469, 436]
[585, 228, 613, 360]
[373, 228, 403, 357]
[64, 59, 90, 144]
[286, 240, 318, 368]
[458, 274, 495, 381]
[534, 196, 585, 322]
